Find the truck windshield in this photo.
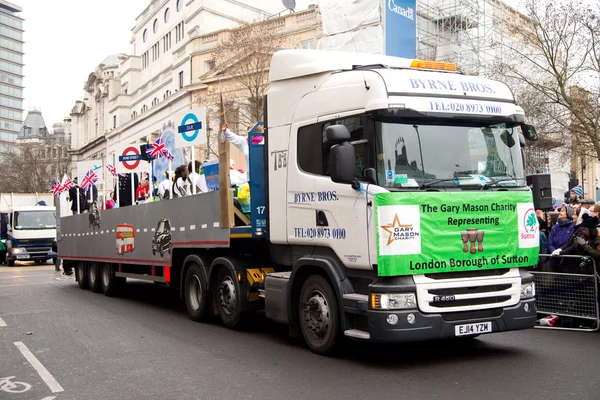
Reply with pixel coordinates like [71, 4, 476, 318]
[14, 211, 56, 230]
[375, 120, 526, 189]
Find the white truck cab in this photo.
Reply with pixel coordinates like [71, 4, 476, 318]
[263, 50, 538, 352]
[5, 205, 57, 266]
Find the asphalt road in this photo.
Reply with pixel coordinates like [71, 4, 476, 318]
[1, 264, 598, 400]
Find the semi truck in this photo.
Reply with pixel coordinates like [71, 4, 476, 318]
[59, 49, 540, 355]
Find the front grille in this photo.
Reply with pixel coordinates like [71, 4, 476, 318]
[428, 284, 511, 296]
[425, 269, 509, 280]
[18, 239, 53, 246]
[429, 295, 511, 308]
[442, 308, 503, 322]
[25, 247, 51, 253]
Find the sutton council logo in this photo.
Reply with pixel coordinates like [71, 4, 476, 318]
[521, 208, 538, 240]
[380, 214, 419, 246]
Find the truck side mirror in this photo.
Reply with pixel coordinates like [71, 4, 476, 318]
[522, 124, 538, 141]
[326, 125, 356, 184]
[326, 125, 351, 143]
[330, 143, 355, 184]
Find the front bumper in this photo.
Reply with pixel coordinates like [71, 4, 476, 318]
[366, 299, 536, 342]
[8, 249, 57, 261]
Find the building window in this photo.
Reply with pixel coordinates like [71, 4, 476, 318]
[153, 19, 158, 33]
[131, 111, 137, 119]
[143, 29, 148, 43]
[113, 115, 117, 128]
[163, 32, 171, 52]
[142, 51, 149, 69]
[164, 8, 170, 23]
[175, 21, 185, 43]
[300, 39, 315, 50]
[141, 105, 148, 113]
[152, 43, 160, 62]
[179, 71, 184, 89]
[152, 98, 159, 106]
[164, 90, 171, 99]
[177, 0, 183, 12]
[205, 60, 215, 73]
[297, 115, 365, 178]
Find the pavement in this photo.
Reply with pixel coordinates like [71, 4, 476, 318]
[1, 263, 599, 400]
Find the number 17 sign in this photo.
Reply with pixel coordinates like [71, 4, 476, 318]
[174, 107, 207, 149]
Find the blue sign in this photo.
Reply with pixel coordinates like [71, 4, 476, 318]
[119, 154, 143, 162]
[384, 0, 417, 58]
[178, 113, 202, 143]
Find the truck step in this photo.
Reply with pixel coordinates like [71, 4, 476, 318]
[344, 329, 370, 340]
[342, 293, 369, 311]
[258, 289, 265, 298]
[343, 293, 368, 302]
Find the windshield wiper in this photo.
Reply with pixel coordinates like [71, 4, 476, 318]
[419, 176, 470, 189]
[480, 177, 519, 189]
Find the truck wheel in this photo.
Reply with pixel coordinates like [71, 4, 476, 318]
[76, 263, 89, 289]
[216, 267, 246, 329]
[184, 263, 209, 322]
[101, 263, 124, 297]
[299, 275, 341, 355]
[88, 262, 102, 293]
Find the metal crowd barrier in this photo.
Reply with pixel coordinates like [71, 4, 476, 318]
[532, 254, 599, 331]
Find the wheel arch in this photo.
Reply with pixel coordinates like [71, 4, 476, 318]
[288, 256, 352, 332]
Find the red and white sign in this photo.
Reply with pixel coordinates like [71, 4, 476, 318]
[115, 143, 147, 174]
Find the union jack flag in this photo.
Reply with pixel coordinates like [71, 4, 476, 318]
[80, 169, 98, 191]
[60, 175, 74, 193]
[106, 163, 125, 177]
[50, 178, 61, 196]
[162, 147, 174, 162]
[146, 137, 166, 159]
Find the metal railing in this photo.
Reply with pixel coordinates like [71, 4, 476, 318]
[532, 254, 599, 331]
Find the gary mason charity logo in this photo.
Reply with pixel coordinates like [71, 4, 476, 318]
[378, 205, 421, 256]
[388, 0, 414, 20]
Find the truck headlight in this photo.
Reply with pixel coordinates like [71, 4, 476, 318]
[371, 293, 417, 310]
[520, 282, 535, 299]
[12, 248, 23, 254]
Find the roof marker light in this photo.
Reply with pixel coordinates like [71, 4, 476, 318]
[410, 60, 457, 71]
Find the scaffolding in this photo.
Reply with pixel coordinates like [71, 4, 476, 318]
[417, 0, 506, 76]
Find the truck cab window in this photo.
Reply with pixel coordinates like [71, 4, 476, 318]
[297, 115, 367, 180]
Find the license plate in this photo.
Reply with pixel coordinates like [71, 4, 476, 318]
[16, 255, 30, 259]
[454, 322, 492, 336]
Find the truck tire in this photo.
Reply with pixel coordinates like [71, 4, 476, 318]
[101, 263, 124, 297]
[76, 263, 89, 289]
[88, 262, 102, 293]
[299, 275, 341, 355]
[215, 267, 246, 329]
[184, 263, 209, 322]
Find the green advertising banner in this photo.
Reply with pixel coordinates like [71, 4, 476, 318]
[375, 191, 539, 276]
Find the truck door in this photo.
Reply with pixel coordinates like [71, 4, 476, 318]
[293, 115, 371, 269]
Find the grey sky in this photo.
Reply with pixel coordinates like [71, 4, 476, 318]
[18, 0, 516, 128]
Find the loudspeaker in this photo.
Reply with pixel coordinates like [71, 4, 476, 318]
[528, 174, 552, 210]
[140, 144, 151, 161]
[568, 178, 579, 190]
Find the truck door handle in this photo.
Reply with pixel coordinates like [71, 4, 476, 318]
[316, 210, 328, 227]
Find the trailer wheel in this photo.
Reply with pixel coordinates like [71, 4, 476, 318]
[101, 263, 124, 297]
[299, 275, 341, 355]
[76, 263, 88, 289]
[184, 263, 209, 322]
[88, 262, 102, 293]
[216, 267, 246, 329]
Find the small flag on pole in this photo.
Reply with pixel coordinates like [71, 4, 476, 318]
[80, 169, 98, 191]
